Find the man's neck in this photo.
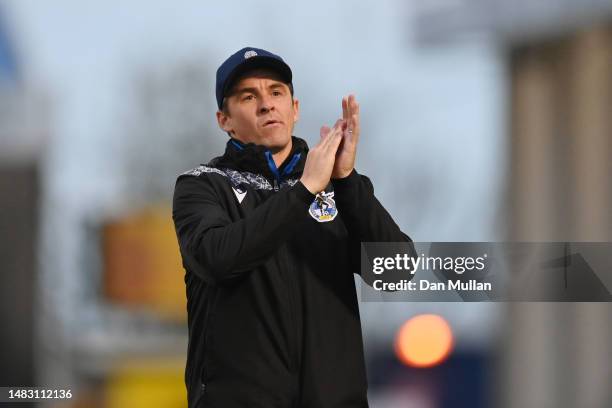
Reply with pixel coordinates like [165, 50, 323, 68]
[270, 139, 293, 168]
[230, 136, 293, 168]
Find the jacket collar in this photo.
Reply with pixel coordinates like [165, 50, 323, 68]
[208, 136, 309, 183]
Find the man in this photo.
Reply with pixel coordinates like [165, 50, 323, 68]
[172, 47, 413, 407]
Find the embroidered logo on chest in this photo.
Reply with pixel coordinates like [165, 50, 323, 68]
[232, 186, 247, 204]
[308, 191, 338, 223]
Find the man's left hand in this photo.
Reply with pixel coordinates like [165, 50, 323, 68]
[331, 94, 360, 179]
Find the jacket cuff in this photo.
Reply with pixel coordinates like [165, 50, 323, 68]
[331, 168, 360, 191]
[293, 181, 316, 204]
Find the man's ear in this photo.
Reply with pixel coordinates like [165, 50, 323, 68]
[292, 98, 300, 123]
[216, 110, 233, 134]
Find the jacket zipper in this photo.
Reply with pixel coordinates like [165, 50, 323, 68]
[265, 149, 301, 374]
[265, 150, 302, 192]
[281, 242, 302, 407]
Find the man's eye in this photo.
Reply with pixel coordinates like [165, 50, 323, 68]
[243, 94, 255, 101]
[272, 90, 282, 96]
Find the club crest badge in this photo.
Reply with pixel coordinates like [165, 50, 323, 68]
[308, 191, 338, 223]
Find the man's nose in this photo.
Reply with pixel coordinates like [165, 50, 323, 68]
[258, 95, 274, 114]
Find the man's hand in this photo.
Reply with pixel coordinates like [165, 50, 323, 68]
[331, 94, 360, 179]
[300, 120, 345, 194]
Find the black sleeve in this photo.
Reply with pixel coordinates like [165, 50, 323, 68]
[332, 169, 416, 285]
[172, 174, 315, 284]
[332, 169, 412, 243]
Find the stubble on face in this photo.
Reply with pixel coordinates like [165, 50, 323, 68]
[218, 69, 299, 157]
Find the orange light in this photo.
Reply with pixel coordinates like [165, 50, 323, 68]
[395, 314, 454, 368]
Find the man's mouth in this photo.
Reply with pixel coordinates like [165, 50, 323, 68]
[263, 120, 282, 127]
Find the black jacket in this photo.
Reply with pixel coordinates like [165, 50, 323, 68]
[172, 136, 412, 407]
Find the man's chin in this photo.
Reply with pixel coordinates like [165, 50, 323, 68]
[261, 134, 292, 153]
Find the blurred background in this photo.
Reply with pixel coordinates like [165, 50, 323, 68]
[0, 0, 610, 407]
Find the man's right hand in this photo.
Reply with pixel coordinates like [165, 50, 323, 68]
[300, 120, 345, 194]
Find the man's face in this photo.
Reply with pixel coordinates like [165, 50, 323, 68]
[216, 68, 299, 153]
